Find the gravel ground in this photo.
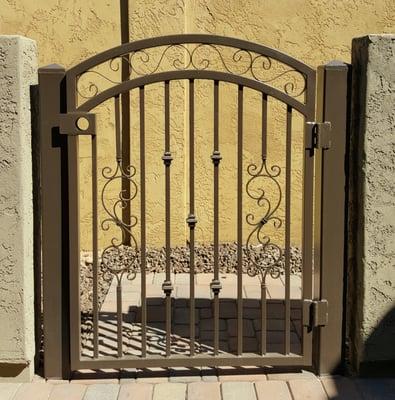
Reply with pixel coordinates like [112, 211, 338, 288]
[80, 243, 302, 312]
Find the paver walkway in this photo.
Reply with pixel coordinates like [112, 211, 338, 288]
[82, 272, 302, 357]
[1, 372, 394, 400]
[23, 274, 389, 400]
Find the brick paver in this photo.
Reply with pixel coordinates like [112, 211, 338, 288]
[267, 370, 317, 380]
[168, 375, 202, 383]
[83, 383, 119, 400]
[13, 383, 53, 400]
[201, 367, 218, 382]
[174, 273, 195, 284]
[46, 379, 70, 385]
[218, 374, 267, 382]
[146, 285, 166, 298]
[254, 381, 292, 400]
[188, 382, 221, 400]
[288, 379, 328, 400]
[70, 378, 119, 385]
[221, 381, 257, 400]
[48, 383, 86, 400]
[196, 274, 214, 285]
[0, 383, 21, 400]
[176, 285, 212, 299]
[118, 383, 153, 400]
[136, 376, 169, 384]
[152, 383, 186, 400]
[219, 285, 237, 298]
[90, 272, 306, 358]
[0, 376, 393, 400]
[201, 375, 218, 382]
[320, 376, 362, 400]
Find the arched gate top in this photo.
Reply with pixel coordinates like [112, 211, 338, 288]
[67, 34, 316, 115]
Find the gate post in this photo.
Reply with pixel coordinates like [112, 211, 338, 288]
[38, 65, 70, 379]
[314, 61, 351, 375]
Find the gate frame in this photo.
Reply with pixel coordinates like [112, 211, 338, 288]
[313, 61, 351, 375]
[39, 64, 70, 379]
[38, 45, 350, 378]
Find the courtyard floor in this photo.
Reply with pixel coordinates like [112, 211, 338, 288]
[2, 273, 392, 400]
[82, 272, 303, 357]
[0, 371, 394, 400]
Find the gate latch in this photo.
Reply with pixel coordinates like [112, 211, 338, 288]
[303, 299, 328, 330]
[59, 112, 96, 136]
[306, 122, 332, 150]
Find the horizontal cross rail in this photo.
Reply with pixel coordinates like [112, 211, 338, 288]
[75, 353, 309, 369]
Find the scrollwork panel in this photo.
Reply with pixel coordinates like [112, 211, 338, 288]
[76, 43, 307, 107]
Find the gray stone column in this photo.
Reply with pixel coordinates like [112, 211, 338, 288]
[0, 36, 37, 382]
[348, 34, 395, 375]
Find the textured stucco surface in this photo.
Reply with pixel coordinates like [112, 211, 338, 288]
[348, 35, 395, 373]
[0, 36, 37, 381]
[1, 1, 393, 249]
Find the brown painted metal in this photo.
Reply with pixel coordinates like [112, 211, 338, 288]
[260, 93, 268, 356]
[188, 79, 196, 356]
[37, 35, 352, 376]
[59, 112, 96, 136]
[31, 82, 42, 373]
[285, 105, 292, 355]
[261, 93, 268, 160]
[78, 70, 308, 116]
[115, 95, 121, 161]
[114, 93, 124, 357]
[260, 285, 267, 355]
[74, 353, 309, 369]
[39, 64, 70, 379]
[67, 92, 82, 372]
[301, 71, 316, 366]
[116, 282, 123, 357]
[237, 85, 244, 355]
[120, 0, 131, 246]
[303, 300, 329, 329]
[92, 133, 99, 359]
[313, 62, 350, 375]
[162, 80, 173, 357]
[211, 80, 221, 355]
[139, 86, 147, 358]
[67, 34, 315, 84]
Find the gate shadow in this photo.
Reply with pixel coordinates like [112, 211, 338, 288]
[81, 297, 302, 358]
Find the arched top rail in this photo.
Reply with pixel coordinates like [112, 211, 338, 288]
[68, 34, 315, 78]
[77, 70, 308, 116]
[66, 34, 316, 113]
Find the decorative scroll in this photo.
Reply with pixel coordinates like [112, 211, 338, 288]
[100, 161, 139, 284]
[245, 159, 283, 283]
[76, 43, 307, 102]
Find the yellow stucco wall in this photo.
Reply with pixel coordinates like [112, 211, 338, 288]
[1, 0, 393, 251]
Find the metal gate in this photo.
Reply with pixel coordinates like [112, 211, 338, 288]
[38, 35, 349, 378]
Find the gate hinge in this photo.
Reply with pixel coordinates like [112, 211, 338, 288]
[303, 299, 328, 330]
[59, 112, 96, 136]
[306, 122, 332, 150]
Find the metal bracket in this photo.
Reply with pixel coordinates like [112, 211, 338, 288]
[210, 279, 222, 295]
[59, 112, 96, 136]
[162, 280, 174, 296]
[303, 299, 328, 330]
[306, 122, 332, 150]
[186, 214, 197, 229]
